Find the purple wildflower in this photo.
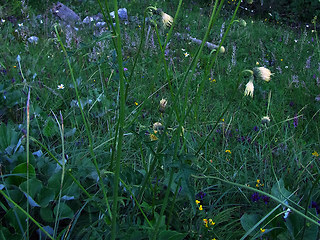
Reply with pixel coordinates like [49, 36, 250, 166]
[124, 67, 128, 71]
[261, 195, 270, 204]
[310, 201, 320, 214]
[251, 192, 260, 202]
[293, 114, 298, 128]
[196, 191, 206, 200]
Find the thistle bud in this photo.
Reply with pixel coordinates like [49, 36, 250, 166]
[219, 46, 225, 54]
[159, 98, 168, 113]
[261, 116, 270, 125]
[240, 19, 247, 27]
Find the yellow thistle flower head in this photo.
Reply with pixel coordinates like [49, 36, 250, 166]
[254, 67, 273, 82]
[244, 79, 254, 98]
[153, 122, 164, 134]
[159, 98, 168, 113]
[161, 11, 173, 28]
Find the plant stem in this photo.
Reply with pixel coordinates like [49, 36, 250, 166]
[26, 88, 30, 240]
[110, 0, 126, 238]
[54, 26, 111, 221]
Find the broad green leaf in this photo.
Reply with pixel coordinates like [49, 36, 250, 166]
[19, 178, 43, 198]
[54, 203, 74, 219]
[240, 213, 260, 234]
[4, 207, 26, 233]
[8, 163, 36, 186]
[38, 189, 54, 207]
[43, 117, 58, 137]
[40, 207, 54, 222]
[271, 179, 292, 202]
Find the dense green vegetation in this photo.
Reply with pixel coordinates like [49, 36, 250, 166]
[0, 0, 319, 239]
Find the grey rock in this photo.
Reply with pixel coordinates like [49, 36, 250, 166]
[52, 2, 81, 24]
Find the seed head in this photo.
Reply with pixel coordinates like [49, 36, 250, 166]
[254, 67, 273, 82]
[161, 11, 173, 28]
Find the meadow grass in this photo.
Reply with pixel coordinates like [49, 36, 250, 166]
[0, 0, 320, 239]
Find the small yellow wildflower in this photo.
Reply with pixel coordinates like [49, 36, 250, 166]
[312, 151, 319, 157]
[209, 78, 216, 83]
[199, 205, 203, 210]
[225, 150, 231, 154]
[281, 59, 283, 61]
[256, 183, 259, 188]
[256, 179, 260, 184]
[134, 101, 138, 106]
[256, 62, 259, 65]
[195, 200, 200, 204]
[203, 219, 208, 227]
[260, 228, 266, 233]
[209, 219, 215, 226]
[13, 66, 17, 68]
[150, 134, 158, 141]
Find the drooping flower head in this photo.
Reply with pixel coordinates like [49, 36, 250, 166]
[159, 98, 168, 113]
[161, 11, 173, 28]
[240, 19, 247, 27]
[244, 78, 254, 97]
[254, 67, 273, 82]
